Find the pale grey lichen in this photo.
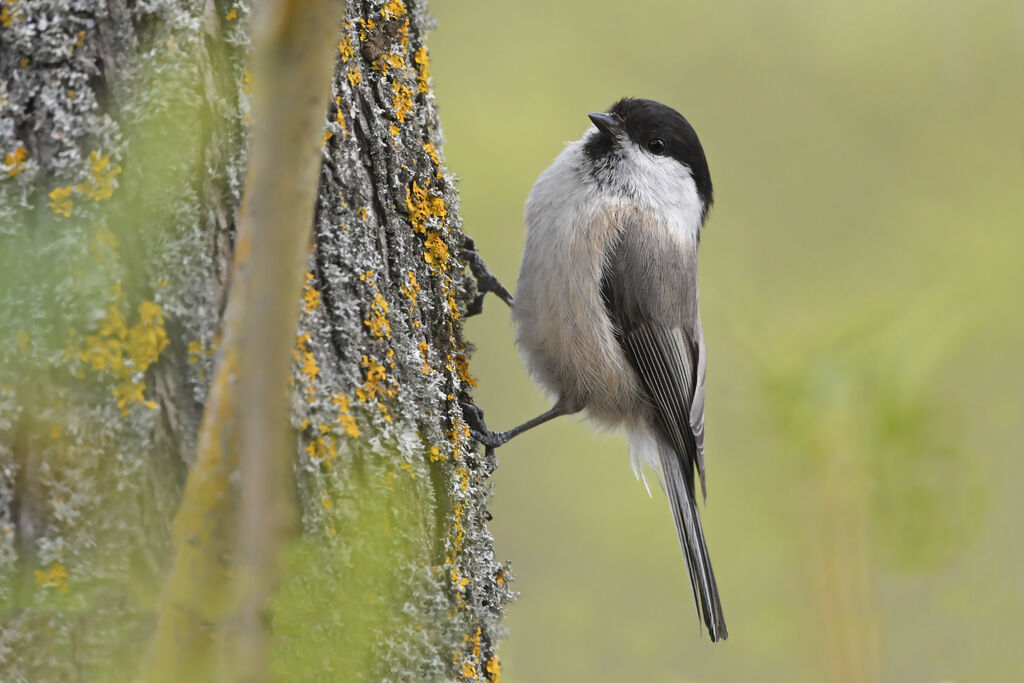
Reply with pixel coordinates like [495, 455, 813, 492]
[1, 0, 510, 680]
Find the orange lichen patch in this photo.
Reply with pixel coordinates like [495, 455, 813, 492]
[392, 81, 414, 123]
[337, 35, 354, 61]
[389, 124, 400, 137]
[347, 66, 362, 86]
[242, 70, 253, 93]
[225, 7, 238, 20]
[422, 141, 439, 166]
[418, 340, 432, 375]
[357, 17, 377, 41]
[400, 270, 420, 303]
[357, 206, 368, 221]
[414, 47, 430, 94]
[375, 51, 407, 75]
[423, 231, 450, 271]
[355, 354, 398, 407]
[1, 0, 23, 28]
[405, 180, 446, 233]
[303, 272, 321, 311]
[294, 333, 319, 383]
[49, 186, 73, 217]
[76, 151, 122, 202]
[322, 129, 333, 147]
[379, 0, 406, 20]
[335, 96, 349, 136]
[428, 445, 444, 461]
[321, 496, 332, 510]
[4, 145, 28, 177]
[306, 435, 338, 461]
[399, 460, 415, 478]
[34, 562, 70, 595]
[455, 467, 470, 493]
[468, 627, 482, 662]
[449, 564, 469, 588]
[365, 291, 391, 339]
[70, 299, 169, 414]
[486, 656, 502, 682]
[461, 662, 477, 680]
[332, 393, 360, 438]
[454, 353, 476, 387]
[187, 340, 202, 363]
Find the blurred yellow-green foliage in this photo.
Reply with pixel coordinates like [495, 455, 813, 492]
[430, 0, 1024, 680]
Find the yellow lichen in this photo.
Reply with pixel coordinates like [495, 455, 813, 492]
[75, 150, 122, 202]
[486, 657, 502, 682]
[333, 393, 361, 438]
[322, 129, 333, 146]
[422, 141, 439, 166]
[401, 271, 420, 303]
[49, 186, 73, 217]
[375, 51, 407, 75]
[70, 299, 169, 414]
[414, 47, 430, 94]
[454, 353, 476, 387]
[405, 180, 446, 233]
[294, 333, 319, 383]
[379, 0, 406, 20]
[389, 123, 400, 137]
[392, 81, 414, 123]
[321, 496, 332, 510]
[335, 96, 349, 136]
[1, 0, 22, 28]
[4, 145, 28, 177]
[357, 18, 377, 41]
[225, 7, 238, 20]
[423, 231, 450, 271]
[242, 70, 253, 94]
[337, 35, 354, 61]
[347, 67, 362, 86]
[34, 562, 70, 594]
[303, 272, 321, 311]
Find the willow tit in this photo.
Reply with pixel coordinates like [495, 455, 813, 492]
[465, 98, 726, 641]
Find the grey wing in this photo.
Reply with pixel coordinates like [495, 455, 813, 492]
[600, 224, 707, 498]
[600, 219, 726, 640]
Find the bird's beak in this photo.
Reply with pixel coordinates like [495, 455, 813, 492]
[588, 112, 622, 136]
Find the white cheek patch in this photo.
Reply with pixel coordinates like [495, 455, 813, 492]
[619, 145, 704, 241]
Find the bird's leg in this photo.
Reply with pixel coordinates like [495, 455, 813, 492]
[460, 236, 514, 317]
[460, 401, 571, 450]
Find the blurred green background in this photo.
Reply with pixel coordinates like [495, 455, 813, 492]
[429, 1, 1024, 681]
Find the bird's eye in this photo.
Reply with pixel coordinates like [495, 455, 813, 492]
[647, 138, 667, 155]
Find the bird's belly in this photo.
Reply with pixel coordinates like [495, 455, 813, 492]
[513, 210, 644, 426]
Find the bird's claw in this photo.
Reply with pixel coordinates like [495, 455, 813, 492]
[460, 401, 507, 451]
[461, 236, 514, 317]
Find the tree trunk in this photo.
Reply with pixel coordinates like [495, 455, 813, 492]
[0, 1, 510, 680]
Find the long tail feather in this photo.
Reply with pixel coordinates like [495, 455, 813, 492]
[658, 446, 728, 642]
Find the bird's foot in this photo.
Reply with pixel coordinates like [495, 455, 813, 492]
[460, 401, 510, 451]
[461, 236, 514, 317]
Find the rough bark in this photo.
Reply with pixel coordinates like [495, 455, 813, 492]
[0, 1, 511, 681]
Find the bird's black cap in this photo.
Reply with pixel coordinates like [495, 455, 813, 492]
[585, 97, 713, 210]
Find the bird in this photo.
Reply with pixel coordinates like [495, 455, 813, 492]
[463, 97, 727, 641]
